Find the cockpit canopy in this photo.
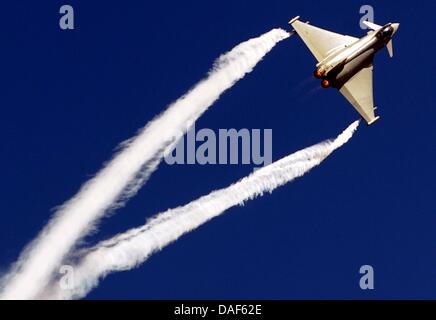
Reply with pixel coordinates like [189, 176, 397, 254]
[376, 25, 394, 39]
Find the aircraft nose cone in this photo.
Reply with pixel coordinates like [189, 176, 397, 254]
[391, 23, 400, 35]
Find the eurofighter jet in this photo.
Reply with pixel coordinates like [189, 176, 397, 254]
[288, 16, 400, 125]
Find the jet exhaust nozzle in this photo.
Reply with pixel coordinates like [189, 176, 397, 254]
[314, 68, 324, 79]
[321, 79, 330, 88]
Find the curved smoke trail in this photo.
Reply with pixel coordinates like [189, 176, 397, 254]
[43, 121, 359, 300]
[0, 29, 290, 300]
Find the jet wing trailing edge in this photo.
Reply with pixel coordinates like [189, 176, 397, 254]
[339, 65, 379, 125]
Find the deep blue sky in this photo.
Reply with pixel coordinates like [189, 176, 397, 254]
[0, 1, 435, 299]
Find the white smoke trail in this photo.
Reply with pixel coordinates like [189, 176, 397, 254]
[0, 29, 290, 300]
[44, 121, 359, 300]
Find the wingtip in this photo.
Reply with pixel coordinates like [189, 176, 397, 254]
[288, 16, 300, 25]
[367, 116, 380, 126]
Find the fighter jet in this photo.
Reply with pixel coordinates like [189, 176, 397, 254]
[288, 16, 400, 125]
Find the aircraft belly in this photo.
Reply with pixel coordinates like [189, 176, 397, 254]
[331, 50, 375, 89]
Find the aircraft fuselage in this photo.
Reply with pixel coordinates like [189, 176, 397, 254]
[288, 15, 400, 125]
[316, 24, 396, 88]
